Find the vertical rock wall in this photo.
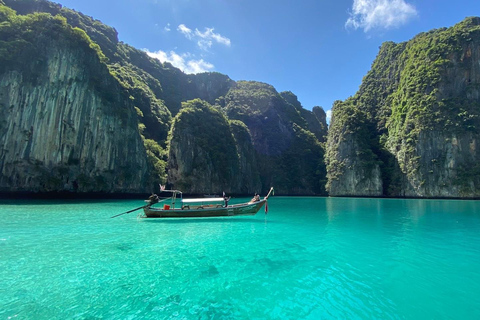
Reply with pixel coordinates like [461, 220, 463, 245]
[0, 45, 148, 193]
[167, 100, 261, 194]
[326, 18, 480, 198]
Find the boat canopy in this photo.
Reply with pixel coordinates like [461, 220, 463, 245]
[182, 197, 224, 203]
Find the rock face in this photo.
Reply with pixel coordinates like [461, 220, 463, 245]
[0, 0, 329, 195]
[409, 132, 480, 197]
[326, 17, 480, 198]
[5, 1, 480, 198]
[167, 89, 328, 195]
[311, 106, 328, 143]
[229, 120, 262, 194]
[0, 13, 148, 193]
[167, 99, 261, 194]
[222, 81, 327, 195]
[326, 133, 383, 197]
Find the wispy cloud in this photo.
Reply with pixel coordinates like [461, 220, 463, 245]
[144, 49, 214, 74]
[346, 0, 417, 32]
[177, 24, 193, 38]
[164, 23, 171, 32]
[177, 24, 231, 50]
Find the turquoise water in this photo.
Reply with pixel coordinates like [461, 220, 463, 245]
[1, 197, 480, 319]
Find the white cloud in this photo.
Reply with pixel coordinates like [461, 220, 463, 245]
[184, 59, 214, 74]
[346, 0, 417, 32]
[177, 24, 231, 50]
[195, 27, 231, 46]
[177, 24, 193, 39]
[164, 23, 171, 32]
[144, 49, 214, 74]
[197, 40, 212, 51]
[326, 110, 332, 125]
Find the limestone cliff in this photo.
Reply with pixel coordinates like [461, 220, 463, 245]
[280, 91, 328, 142]
[326, 17, 480, 198]
[167, 84, 327, 195]
[167, 99, 261, 194]
[0, 9, 149, 193]
[1, 0, 328, 196]
[229, 120, 262, 194]
[311, 106, 328, 143]
[222, 81, 327, 195]
[325, 102, 383, 196]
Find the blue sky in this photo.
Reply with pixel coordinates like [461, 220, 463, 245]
[55, 0, 480, 121]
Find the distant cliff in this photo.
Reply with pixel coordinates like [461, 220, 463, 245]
[221, 82, 327, 194]
[167, 83, 327, 195]
[0, 0, 328, 195]
[167, 99, 261, 194]
[326, 17, 480, 198]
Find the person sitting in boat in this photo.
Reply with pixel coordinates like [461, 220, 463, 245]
[223, 195, 231, 207]
[251, 193, 260, 202]
[147, 194, 159, 205]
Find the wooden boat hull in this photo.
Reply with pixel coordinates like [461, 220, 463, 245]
[143, 199, 267, 218]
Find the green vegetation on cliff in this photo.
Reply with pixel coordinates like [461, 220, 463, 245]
[1, 0, 328, 195]
[0, 3, 152, 193]
[221, 81, 327, 194]
[0, 6, 106, 72]
[326, 17, 480, 197]
[172, 99, 238, 179]
[167, 99, 240, 192]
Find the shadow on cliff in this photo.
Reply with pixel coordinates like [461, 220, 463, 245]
[379, 149, 415, 197]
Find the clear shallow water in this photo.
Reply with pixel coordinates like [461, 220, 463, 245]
[1, 197, 480, 319]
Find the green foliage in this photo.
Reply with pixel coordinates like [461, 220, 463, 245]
[4, 12, 121, 106]
[228, 119, 250, 143]
[280, 123, 326, 194]
[143, 138, 167, 184]
[0, 4, 15, 20]
[71, 26, 107, 63]
[170, 99, 238, 181]
[5, 0, 118, 60]
[0, 7, 109, 75]
[325, 99, 381, 192]
[134, 106, 144, 118]
[221, 81, 326, 194]
[59, 7, 118, 60]
[222, 81, 307, 155]
[108, 62, 171, 143]
[224, 81, 278, 114]
[326, 17, 480, 195]
[2, 0, 328, 194]
[166, 99, 248, 191]
[222, 82, 304, 127]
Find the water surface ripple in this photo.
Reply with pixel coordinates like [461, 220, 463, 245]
[1, 197, 479, 319]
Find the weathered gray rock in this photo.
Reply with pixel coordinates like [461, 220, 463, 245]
[229, 120, 262, 194]
[327, 17, 480, 198]
[0, 44, 148, 193]
[166, 99, 261, 194]
[399, 132, 480, 197]
[326, 131, 383, 197]
[311, 106, 328, 143]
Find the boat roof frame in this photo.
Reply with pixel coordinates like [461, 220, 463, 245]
[181, 198, 224, 203]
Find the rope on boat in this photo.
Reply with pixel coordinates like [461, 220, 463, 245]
[264, 187, 274, 214]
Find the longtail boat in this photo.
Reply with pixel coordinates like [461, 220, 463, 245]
[142, 187, 274, 218]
